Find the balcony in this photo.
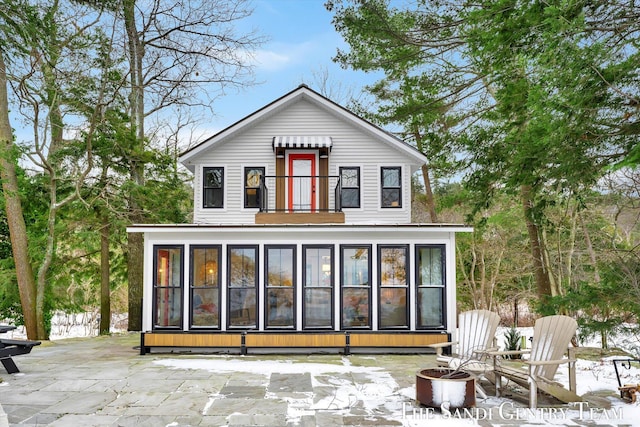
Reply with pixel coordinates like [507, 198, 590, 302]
[255, 175, 345, 224]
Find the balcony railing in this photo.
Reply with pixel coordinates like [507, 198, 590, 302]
[259, 175, 342, 213]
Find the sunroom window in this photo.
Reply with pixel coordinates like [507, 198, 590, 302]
[416, 245, 445, 329]
[227, 246, 258, 328]
[265, 245, 296, 328]
[341, 245, 371, 329]
[153, 245, 183, 329]
[303, 246, 334, 329]
[190, 246, 220, 329]
[378, 245, 409, 329]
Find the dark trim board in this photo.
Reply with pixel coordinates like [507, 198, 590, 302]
[140, 331, 450, 355]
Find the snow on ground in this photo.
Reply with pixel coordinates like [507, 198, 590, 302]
[2, 311, 127, 340]
[5, 315, 640, 425]
[154, 327, 640, 426]
[155, 352, 640, 426]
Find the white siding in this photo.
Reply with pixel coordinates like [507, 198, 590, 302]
[191, 99, 418, 224]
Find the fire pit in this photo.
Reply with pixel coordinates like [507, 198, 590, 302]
[416, 367, 476, 409]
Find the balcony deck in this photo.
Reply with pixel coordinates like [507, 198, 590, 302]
[255, 211, 345, 224]
[257, 175, 343, 224]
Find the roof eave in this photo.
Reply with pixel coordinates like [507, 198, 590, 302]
[178, 85, 428, 170]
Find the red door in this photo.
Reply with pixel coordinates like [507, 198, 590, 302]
[288, 153, 316, 212]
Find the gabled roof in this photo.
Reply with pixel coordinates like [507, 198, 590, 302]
[179, 84, 427, 171]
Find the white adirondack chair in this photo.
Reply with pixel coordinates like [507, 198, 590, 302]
[491, 315, 581, 408]
[428, 309, 500, 396]
[430, 309, 500, 366]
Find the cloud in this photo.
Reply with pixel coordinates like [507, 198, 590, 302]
[252, 32, 340, 73]
[252, 48, 292, 71]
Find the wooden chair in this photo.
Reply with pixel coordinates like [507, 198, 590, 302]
[429, 309, 500, 366]
[428, 309, 500, 397]
[491, 315, 581, 408]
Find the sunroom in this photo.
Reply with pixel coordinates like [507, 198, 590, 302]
[128, 223, 471, 354]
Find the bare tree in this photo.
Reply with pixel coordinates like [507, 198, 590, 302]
[118, 0, 262, 330]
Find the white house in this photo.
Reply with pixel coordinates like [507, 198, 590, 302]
[128, 85, 472, 354]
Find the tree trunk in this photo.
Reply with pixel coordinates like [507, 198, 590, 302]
[99, 216, 111, 335]
[421, 163, 438, 223]
[127, 232, 144, 331]
[124, 0, 146, 331]
[579, 211, 600, 284]
[520, 185, 553, 299]
[413, 131, 438, 222]
[0, 51, 38, 339]
[33, 53, 66, 340]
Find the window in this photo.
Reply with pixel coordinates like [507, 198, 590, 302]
[341, 245, 371, 329]
[190, 246, 221, 329]
[153, 246, 183, 329]
[416, 245, 445, 329]
[227, 246, 258, 328]
[378, 246, 409, 329]
[244, 167, 265, 208]
[203, 167, 224, 208]
[303, 246, 333, 329]
[265, 246, 296, 328]
[340, 167, 360, 208]
[381, 167, 402, 208]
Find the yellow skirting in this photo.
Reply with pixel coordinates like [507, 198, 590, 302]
[349, 333, 447, 347]
[245, 333, 346, 348]
[143, 333, 242, 348]
[141, 331, 449, 354]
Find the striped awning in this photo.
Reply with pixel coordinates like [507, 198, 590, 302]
[272, 136, 333, 150]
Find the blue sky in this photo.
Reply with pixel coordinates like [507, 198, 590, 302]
[10, 1, 380, 152]
[206, 0, 379, 133]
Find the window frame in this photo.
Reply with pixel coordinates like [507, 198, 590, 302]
[415, 244, 446, 330]
[380, 166, 402, 208]
[244, 166, 265, 209]
[302, 245, 334, 330]
[377, 245, 410, 330]
[339, 166, 361, 209]
[152, 245, 184, 330]
[203, 166, 224, 209]
[265, 245, 297, 329]
[226, 245, 259, 329]
[340, 244, 372, 330]
[189, 245, 222, 330]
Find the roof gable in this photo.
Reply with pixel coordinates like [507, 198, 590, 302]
[179, 84, 427, 171]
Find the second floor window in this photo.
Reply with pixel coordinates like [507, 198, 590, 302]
[340, 167, 360, 208]
[244, 167, 264, 208]
[381, 167, 402, 208]
[203, 167, 224, 208]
